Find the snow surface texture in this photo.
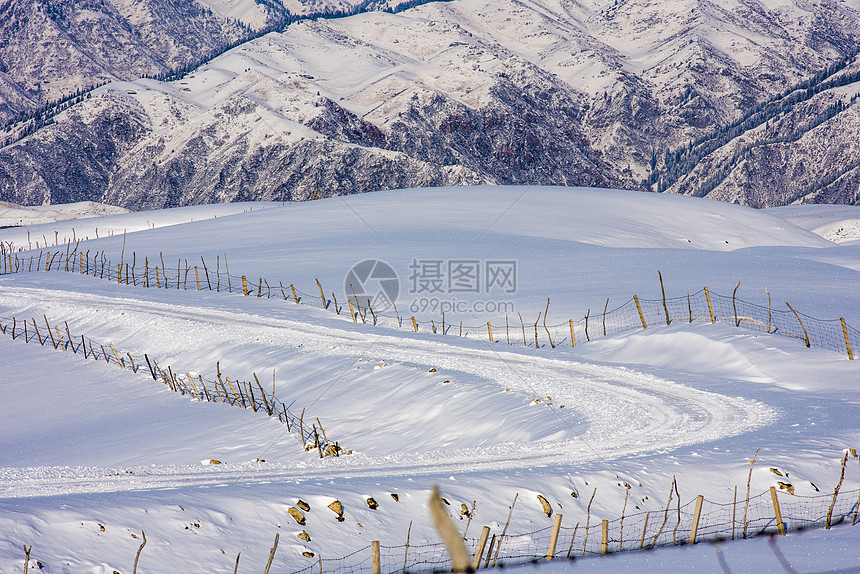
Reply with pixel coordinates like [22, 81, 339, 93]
[0, 186, 859, 572]
[0, 201, 129, 228]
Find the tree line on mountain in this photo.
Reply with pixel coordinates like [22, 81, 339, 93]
[0, 83, 107, 148]
[649, 51, 860, 193]
[0, 0, 452, 151]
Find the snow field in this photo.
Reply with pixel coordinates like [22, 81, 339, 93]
[1, 186, 859, 572]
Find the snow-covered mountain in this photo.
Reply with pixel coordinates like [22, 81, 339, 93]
[2, 0, 860, 207]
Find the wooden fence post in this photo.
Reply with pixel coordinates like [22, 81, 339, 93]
[263, 533, 279, 574]
[785, 302, 810, 348]
[291, 283, 299, 304]
[487, 322, 493, 342]
[603, 298, 609, 335]
[841, 318, 854, 360]
[600, 519, 609, 554]
[547, 514, 562, 560]
[634, 296, 647, 329]
[704, 287, 716, 323]
[770, 486, 785, 535]
[348, 300, 357, 323]
[412, 316, 418, 332]
[658, 270, 670, 325]
[200, 257, 211, 290]
[689, 495, 704, 544]
[316, 279, 327, 308]
[132, 531, 146, 574]
[569, 319, 576, 347]
[827, 452, 849, 529]
[687, 293, 692, 323]
[241, 275, 249, 296]
[195, 266, 201, 291]
[732, 281, 741, 327]
[766, 288, 773, 332]
[372, 540, 381, 574]
[473, 526, 490, 570]
[638, 512, 649, 549]
[110, 344, 124, 368]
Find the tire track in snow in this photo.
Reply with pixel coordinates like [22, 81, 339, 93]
[0, 285, 777, 497]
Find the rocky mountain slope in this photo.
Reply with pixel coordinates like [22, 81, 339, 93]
[2, 0, 860, 208]
[0, 0, 253, 124]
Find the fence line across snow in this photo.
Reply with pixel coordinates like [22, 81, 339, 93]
[0, 248, 855, 360]
[285, 482, 860, 573]
[3, 250, 860, 571]
[0, 310, 343, 457]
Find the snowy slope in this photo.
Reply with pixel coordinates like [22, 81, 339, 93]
[1, 187, 859, 572]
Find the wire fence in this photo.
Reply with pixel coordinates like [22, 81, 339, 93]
[2, 249, 859, 570]
[0, 248, 856, 360]
[0, 309, 343, 458]
[286, 485, 860, 572]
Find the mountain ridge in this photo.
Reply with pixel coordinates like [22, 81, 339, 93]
[2, 0, 860, 208]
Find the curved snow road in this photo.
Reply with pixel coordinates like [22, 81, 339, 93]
[0, 283, 776, 497]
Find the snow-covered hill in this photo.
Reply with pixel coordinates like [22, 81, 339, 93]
[1, 187, 858, 571]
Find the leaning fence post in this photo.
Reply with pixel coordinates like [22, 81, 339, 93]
[770, 486, 785, 535]
[487, 322, 493, 342]
[547, 514, 563, 560]
[110, 344, 124, 368]
[412, 316, 418, 332]
[827, 452, 849, 529]
[200, 257, 212, 290]
[144, 355, 157, 380]
[600, 519, 609, 554]
[291, 284, 299, 304]
[703, 287, 716, 323]
[841, 318, 854, 360]
[658, 270, 670, 325]
[690, 495, 704, 544]
[473, 526, 490, 569]
[315, 279, 327, 308]
[263, 532, 279, 574]
[634, 296, 647, 329]
[785, 302, 810, 348]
